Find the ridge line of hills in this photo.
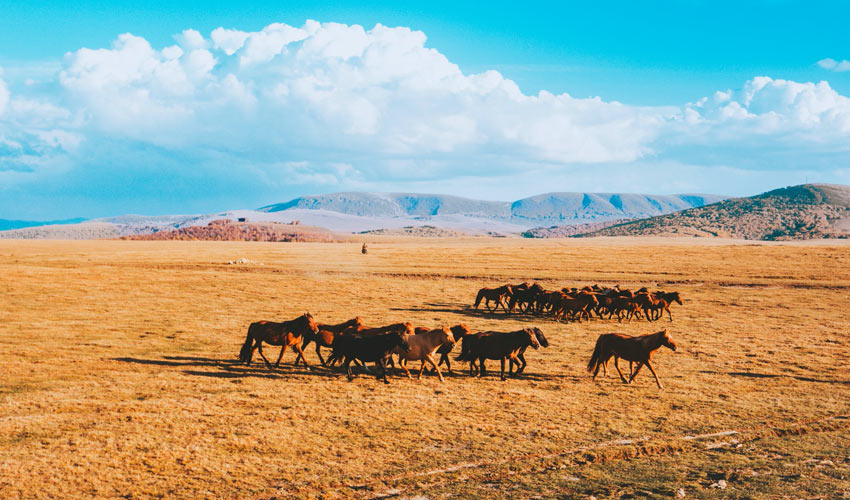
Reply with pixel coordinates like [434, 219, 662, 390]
[3, 184, 850, 240]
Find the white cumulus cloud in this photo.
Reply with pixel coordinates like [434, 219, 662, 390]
[2, 20, 850, 218]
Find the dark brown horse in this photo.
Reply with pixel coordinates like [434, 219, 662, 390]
[587, 329, 677, 388]
[332, 331, 410, 383]
[295, 317, 364, 366]
[473, 285, 513, 314]
[325, 322, 414, 366]
[509, 327, 549, 375]
[456, 328, 541, 380]
[239, 313, 319, 369]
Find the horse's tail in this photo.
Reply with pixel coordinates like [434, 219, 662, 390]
[239, 324, 256, 364]
[587, 335, 605, 373]
[455, 338, 473, 361]
[473, 289, 485, 309]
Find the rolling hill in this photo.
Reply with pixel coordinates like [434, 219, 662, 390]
[580, 184, 850, 240]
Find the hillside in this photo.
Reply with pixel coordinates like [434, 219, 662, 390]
[121, 220, 344, 242]
[581, 184, 850, 240]
[521, 219, 630, 238]
[261, 191, 724, 223]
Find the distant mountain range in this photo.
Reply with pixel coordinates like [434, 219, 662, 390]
[261, 191, 726, 222]
[6, 185, 850, 240]
[579, 184, 850, 240]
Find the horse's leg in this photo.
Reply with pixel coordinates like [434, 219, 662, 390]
[257, 342, 274, 369]
[426, 354, 444, 382]
[316, 343, 327, 367]
[500, 358, 507, 381]
[345, 358, 354, 381]
[614, 357, 628, 383]
[401, 358, 412, 378]
[644, 360, 664, 389]
[629, 362, 645, 384]
[274, 344, 287, 368]
[379, 358, 390, 384]
[440, 352, 453, 374]
[518, 353, 527, 374]
[479, 358, 486, 378]
[292, 341, 310, 369]
[295, 336, 310, 365]
[666, 306, 673, 322]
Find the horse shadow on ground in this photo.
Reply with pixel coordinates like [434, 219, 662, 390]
[111, 355, 572, 382]
[699, 370, 850, 386]
[112, 356, 342, 380]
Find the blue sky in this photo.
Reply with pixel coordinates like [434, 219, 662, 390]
[1, 1, 850, 218]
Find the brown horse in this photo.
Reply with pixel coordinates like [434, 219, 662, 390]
[295, 317, 364, 366]
[239, 313, 319, 369]
[509, 327, 549, 375]
[332, 331, 411, 384]
[550, 291, 599, 322]
[325, 322, 414, 366]
[587, 329, 677, 388]
[651, 291, 683, 321]
[394, 327, 456, 381]
[473, 285, 513, 314]
[456, 328, 541, 380]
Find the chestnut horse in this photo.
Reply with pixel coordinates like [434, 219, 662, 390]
[587, 329, 677, 388]
[456, 328, 541, 380]
[394, 327, 455, 382]
[550, 291, 599, 322]
[294, 317, 364, 366]
[239, 313, 319, 369]
[473, 285, 514, 314]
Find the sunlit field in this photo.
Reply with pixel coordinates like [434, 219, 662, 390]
[1, 238, 849, 499]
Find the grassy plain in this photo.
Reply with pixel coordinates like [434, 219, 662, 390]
[0, 238, 849, 499]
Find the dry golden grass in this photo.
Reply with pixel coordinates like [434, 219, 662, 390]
[1, 237, 849, 499]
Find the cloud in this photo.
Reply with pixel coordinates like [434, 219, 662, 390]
[2, 20, 850, 217]
[818, 58, 850, 72]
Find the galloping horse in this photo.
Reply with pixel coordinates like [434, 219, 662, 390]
[587, 329, 677, 389]
[239, 313, 319, 369]
[294, 317, 364, 366]
[473, 285, 513, 314]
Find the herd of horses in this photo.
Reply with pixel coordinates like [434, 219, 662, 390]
[474, 282, 682, 323]
[237, 297, 679, 388]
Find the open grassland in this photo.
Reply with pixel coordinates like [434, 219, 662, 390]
[1, 238, 849, 499]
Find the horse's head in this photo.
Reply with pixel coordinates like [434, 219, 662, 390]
[531, 327, 549, 348]
[662, 329, 677, 351]
[451, 323, 470, 338]
[671, 292, 683, 305]
[587, 292, 599, 306]
[524, 328, 541, 349]
[302, 312, 319, 334]
[439, 326, 455, 345]
[393, 331, 411, 352]
[530, 283, 545, 294]
[348, 316, 365, 328]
